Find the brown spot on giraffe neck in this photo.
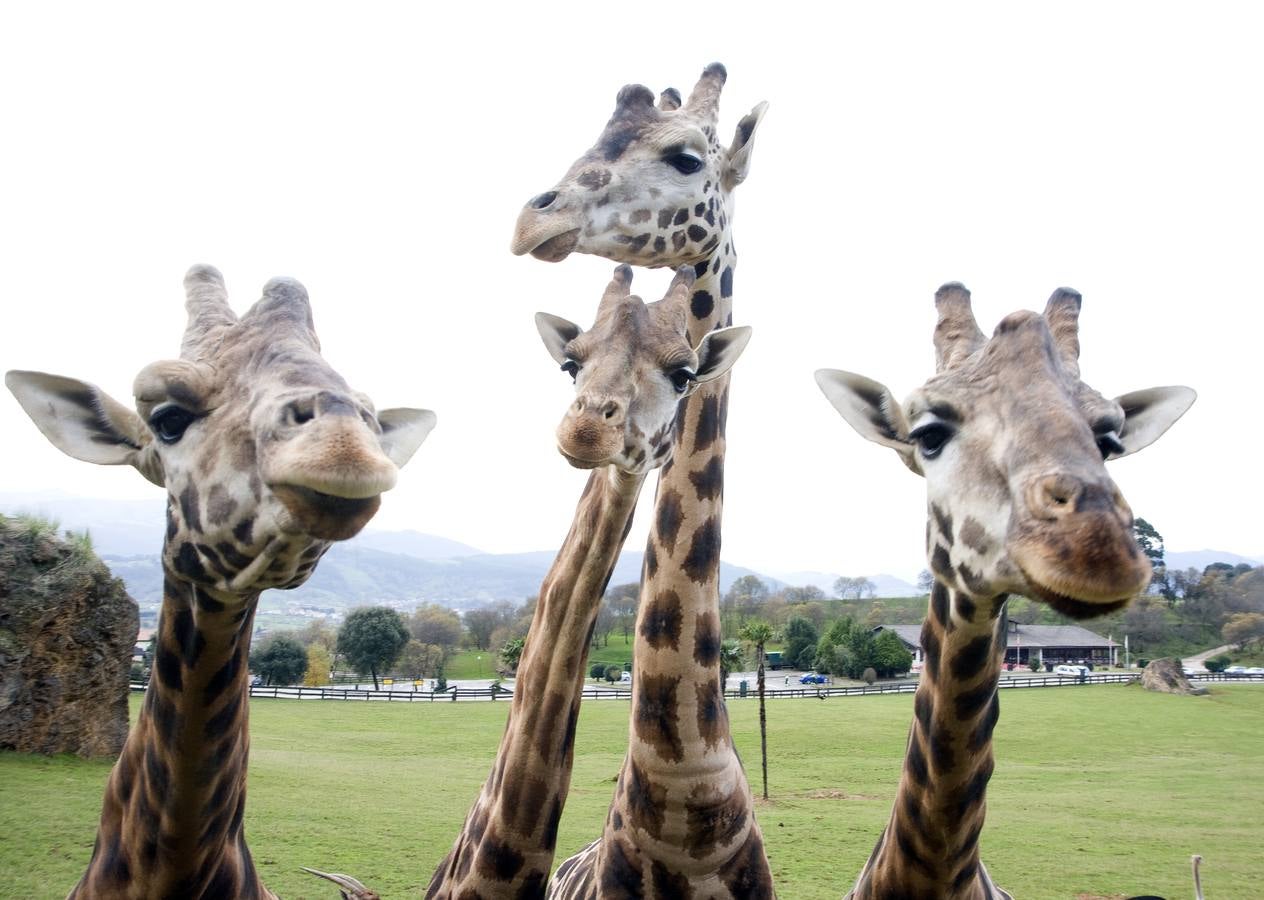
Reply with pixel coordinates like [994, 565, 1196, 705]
[640, 590, 683, 650]
[634, 672, 684, 762]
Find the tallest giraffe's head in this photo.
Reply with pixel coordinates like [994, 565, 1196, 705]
[817, 284, 1195, 618]
[7, 265, 435, 597]
[511, 63, 767, 268]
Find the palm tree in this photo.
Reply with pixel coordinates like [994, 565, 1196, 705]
[739, 619, 774, 800]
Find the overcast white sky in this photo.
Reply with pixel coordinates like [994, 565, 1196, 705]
[2, 2, 1260, 582]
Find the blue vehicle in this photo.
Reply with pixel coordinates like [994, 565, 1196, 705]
[799, 673, 827, 684]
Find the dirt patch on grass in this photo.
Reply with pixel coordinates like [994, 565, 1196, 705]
[805, 788, 879, 801]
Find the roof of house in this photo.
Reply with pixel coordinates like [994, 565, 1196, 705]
[875, 622, 1116, 650]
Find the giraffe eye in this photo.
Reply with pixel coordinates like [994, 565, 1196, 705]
[665, 153, 704, 175]
[909, 422, 952, 459]
[669, 368, 696, 394]
[560, 360, 581, 382]
[150, 406, 198, 444]
[1095, 430, 1124, 460]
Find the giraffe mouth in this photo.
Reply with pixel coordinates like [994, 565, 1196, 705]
[1019, 569, 1135, 620]
[528, 228, 581, 262]
[272, 484, 382, 541]
[557, 446, 605, 469]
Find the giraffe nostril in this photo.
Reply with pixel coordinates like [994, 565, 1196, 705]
[529, 191, 559, 210]
[602, 400, 620, 420]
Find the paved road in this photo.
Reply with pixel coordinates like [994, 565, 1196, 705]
[1181, 644, 1233, 672]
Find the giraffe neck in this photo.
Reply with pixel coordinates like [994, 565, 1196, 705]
[427, 466, 646, 899]
[570, 239, 774, 897]
[70, 569, 271, 899]
[849, 583, 1010, 900]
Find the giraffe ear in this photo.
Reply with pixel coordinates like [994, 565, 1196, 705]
[1111, 386, 1196, 459]
[814, 369, 921, 475]
[692, 326, 752, 384]
[724, 101, 768, 191]
[534, 313, 583, 365]
[5, 370, 164, 485]
[375, 408, 437, 469]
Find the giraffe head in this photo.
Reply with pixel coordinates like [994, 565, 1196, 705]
[6, 265, 435, 595]
[511, 62, 767, 267]
[536, 264, 750, 474]
[816, 284, 1195, 618]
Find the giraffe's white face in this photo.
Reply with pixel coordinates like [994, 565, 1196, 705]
[536, 265, 750, 475]
[511, 64, 765, 270]
[6, 267, 436, 598]
[817, 288, 1195, 618]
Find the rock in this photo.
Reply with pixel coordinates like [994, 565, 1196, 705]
[0, 515, 138, 756]
[1141, 657, 1208, 696]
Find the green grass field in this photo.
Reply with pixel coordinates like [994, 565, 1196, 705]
[1, 685, 1260, 899]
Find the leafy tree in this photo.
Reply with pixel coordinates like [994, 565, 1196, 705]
[1223, 612, 1264, 649]
[303, 645, 331, 687]
[724, 575, 769, 636]
[590, 661, 607, 680]
[411, 604, 462, 647]
[337, 606, 409, 689]
[604, 665, 622, 684]
[295, 619, 337, 653]
[872, 630, 913, 677]
[1204, 654, 1232, 673]
[1123, 596, 1166, 646]
[499, 637, 526, 675]
[719, 639, 743, 690]
[916, 569, 934, 595]
[593, 601, 616, 649]
[783, 617, 819, 670]
[251, 636, 308, 686]
[862, 667, 877, 685]
[739, 619, 774, 800]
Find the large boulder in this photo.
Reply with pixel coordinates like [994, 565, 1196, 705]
[0, 515, 138, 756]
[1141, 657, 1208, 696]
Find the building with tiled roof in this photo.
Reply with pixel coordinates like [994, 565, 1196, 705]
[874, 620, 1118, 668]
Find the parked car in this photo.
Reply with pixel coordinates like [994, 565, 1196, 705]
[250, 675, 263, 687]
[799, 673, 827, 684]
[1245, 667, 1264, 676]
[619, 671, 632, 683]
[1053, 664, 1089, 678]
[1225, 665, 1248, 676]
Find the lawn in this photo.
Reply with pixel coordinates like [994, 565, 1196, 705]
[1, 685, 1260, 898]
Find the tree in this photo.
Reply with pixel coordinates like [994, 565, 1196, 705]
[872, 630, 914, 677]
[1133, 518, 1173, 600]
[499, 637, 526, 675]
[410, 604, 462, 673]
[834, 575, 875, 600]
[781, 584, 826, 605]
[337, 606, 409, 689]
[916, 569, 934, 595]
[462, 606, 501, 651]
[303, 645, 331, 687]
[739, 619, 774, 800]
[295, 619, 337, 653]
[783, 616, 819, 670]
[605, 582, 640, 642]
[604, 665, 622, 684]
[724, 575, 769, 636]
[1223, 612, 1264, 649]
[1123, 596, 1166, 647]
[251, 636, 308, 686]
[719, 639, 743, 691]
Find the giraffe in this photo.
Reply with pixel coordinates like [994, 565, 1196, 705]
[512, 63, 777, 898]
[815, 283, 1195, 898]
[402, 263, 750, 899]
[5, 265, 435, 899]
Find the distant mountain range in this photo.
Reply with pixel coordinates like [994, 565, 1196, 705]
[3, 491, 1258, 611]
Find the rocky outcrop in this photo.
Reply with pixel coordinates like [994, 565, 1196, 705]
[0, 515, 138, 756]
[1141, 657, 1208, 696]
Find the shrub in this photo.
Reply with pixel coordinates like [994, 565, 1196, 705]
[433, 672, 448, 692]
[1136, 657, 1150, 669]
[1204, 655, 1231, 673]
[590, 662, 607, 680]
[1028, 658, 1042, 672]
[862, 667, 877, 685]
[604, 665, 622, 684]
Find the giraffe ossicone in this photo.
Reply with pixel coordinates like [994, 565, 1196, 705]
[7, 264, 434, 898]
[816, 283, 1194, 899]
[416, 263, 751, 900]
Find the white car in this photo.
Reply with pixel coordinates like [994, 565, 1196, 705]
[1053, 664, 1089, 678]
[1225, 665, 1248, 676]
